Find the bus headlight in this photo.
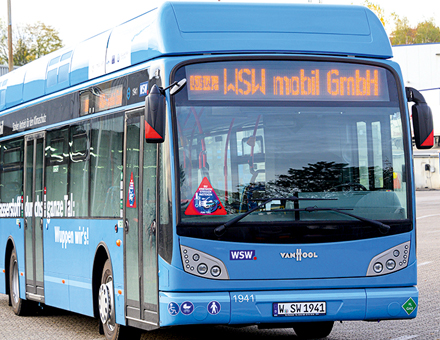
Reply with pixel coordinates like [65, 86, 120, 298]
[366, 241, 410, 276]
[180, 245, 229, 280]
[373, 262, 383, 273]
[197, 263, 208, 275]
[211, 266, 221, 277]
[386, 259, 396, 270]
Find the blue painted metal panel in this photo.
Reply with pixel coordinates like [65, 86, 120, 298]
[43, 218, 124, 321]
[229, 289, 366, 324]
[70, 31, 111, 86]
[177, 234, 414, 282]
[0, 77, 7, 111]
[366, 287, 418, 319]
[22, 57, 48, 102]
[4, 67, 26, 108]
[158, 287, 416, 327]
[0, 218, 25, 297]
[167, 2, 391, 58]
[159, 291, 230, 326]
[159, 254, 417, 294]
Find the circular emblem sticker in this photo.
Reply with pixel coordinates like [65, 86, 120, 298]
[208, 301, 221, 315]
[181, 301, 194, 315]
[167, 302, 179, 316]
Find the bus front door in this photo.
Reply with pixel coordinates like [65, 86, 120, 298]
[23, 132, 45, 301]
[124, 109, 159, 330]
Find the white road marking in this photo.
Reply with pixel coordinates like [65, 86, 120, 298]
[390, 335, 419, 340]
[416, 214, 440, 220]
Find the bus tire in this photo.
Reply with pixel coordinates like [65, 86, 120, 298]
[9, 249, 29, 316]
[293, 321, 334, 339]
[99, 259, 140, 340]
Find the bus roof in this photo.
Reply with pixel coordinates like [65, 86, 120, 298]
[0, 1, 391, 112]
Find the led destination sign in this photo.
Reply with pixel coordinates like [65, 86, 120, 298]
[186, 61, 389, 102]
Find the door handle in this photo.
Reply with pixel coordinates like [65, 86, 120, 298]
[125, 219, 129, 233]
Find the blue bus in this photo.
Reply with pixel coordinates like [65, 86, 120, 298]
[0, 2, 433, 339]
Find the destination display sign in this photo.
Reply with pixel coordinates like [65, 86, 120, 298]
[80, 84, 123, 116]
[185, 61, 389, 102]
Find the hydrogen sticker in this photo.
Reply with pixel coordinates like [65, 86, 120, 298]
[181, 301, 194, 315]
[127, 172, 137, 208]
[168, 302, 180, 316]
[208, 301, 221, 315]
[185, 177, 226, 215]
[402, 297, 417, 315]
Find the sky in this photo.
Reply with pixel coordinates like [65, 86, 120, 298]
[1, 0, 439, 47]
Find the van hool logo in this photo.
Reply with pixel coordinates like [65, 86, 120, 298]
[280, 249, 318, 261]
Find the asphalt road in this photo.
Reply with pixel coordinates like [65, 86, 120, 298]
[0, 190, 439, 340]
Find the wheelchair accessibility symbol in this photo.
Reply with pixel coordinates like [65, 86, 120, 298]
[168, 302, 179, 316]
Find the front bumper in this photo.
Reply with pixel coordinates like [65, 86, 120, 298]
[159, 286, 418, 327]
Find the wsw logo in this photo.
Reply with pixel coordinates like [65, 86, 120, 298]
[230, 250, 257, 260]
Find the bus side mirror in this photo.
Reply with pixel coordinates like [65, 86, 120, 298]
[406, 87, 434, 149]
[145, 84, 166, 143]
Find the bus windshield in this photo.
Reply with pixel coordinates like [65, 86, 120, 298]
[174, 59, 408, 231]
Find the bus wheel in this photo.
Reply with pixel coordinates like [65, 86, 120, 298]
[9, 249, 28, 316]
[99, 259, 140, 340]
[293, 321, 334, 339]
[99, 259, 120, 340]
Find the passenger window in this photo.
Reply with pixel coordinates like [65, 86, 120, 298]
[69, 123, 90, 217]
[90, 114, 124, 217]
[46, 129, 69, 217]
[0, 139, 23, 206]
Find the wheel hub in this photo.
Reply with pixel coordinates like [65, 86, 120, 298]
[98, 283, 112, 324]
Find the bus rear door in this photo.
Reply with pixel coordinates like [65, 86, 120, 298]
[23, 132, 46, 301]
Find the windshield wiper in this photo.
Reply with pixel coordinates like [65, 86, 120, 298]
[213, 196, 336, 237]
[213, 197, 390, 236]
[300, 206, 390, 234]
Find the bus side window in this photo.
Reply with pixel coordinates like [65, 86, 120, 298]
[69, 123, 90, 217]
[46, 128, 69, 217]
[90, 114, 124, 217]
[0, 139, 23, 205]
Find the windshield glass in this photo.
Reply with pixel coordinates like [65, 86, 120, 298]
[174, 60, 407, 227]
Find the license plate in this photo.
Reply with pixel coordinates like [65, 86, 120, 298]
[273, 302, 326, 316]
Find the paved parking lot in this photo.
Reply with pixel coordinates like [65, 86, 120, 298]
[0, 190, 439, 339]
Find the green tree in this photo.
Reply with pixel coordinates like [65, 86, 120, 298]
[0, 20, 63, 66]
[414, 19, 440, 44]
[363, 0, 387, 28]
[390, 14, 416, 45]
[390, 15, 440, 45]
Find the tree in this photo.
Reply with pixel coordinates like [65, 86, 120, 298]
[390, 14, 416, 45]
[361, 2, 440, 46]
[363, 0, 387, 28]
[415, 19, 440, 44]
[390, 15, 440, 45]
[0, 20, 63, 67]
